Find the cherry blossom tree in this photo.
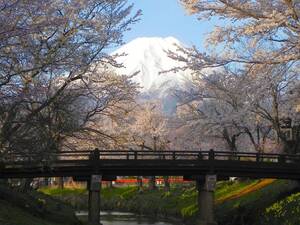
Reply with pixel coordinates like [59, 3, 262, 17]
[242, 63, 300, 153]
[166, 0, 300, 153]
[176, 0, 300, 67]
[0, 0, 141, 159]
[175, 62, 299, 153]
[175, 69, 255, 152]
[127, 102, 170, 190]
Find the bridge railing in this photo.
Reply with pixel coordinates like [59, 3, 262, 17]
[3, 149, 300, 166]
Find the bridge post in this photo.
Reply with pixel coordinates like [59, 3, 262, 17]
[256, 153, 261, 162]
[88, 148, 102, 225]
[209, 149, 215, 161]
[196, 175, 217, 225]
[88, 174, 102, 225]
[134, 151, 138, 160]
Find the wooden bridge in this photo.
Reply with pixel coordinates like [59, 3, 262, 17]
[1, 149, 300, 225]
[1, 149, 300, 179]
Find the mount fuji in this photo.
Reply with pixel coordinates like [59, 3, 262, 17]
[112, 36, 190, 113]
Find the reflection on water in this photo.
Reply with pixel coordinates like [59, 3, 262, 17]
[76, 211, 175, 225]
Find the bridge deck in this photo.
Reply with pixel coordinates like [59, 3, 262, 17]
[1, 150, 300, 179]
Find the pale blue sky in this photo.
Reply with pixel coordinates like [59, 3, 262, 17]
[124, 0, 219, 50]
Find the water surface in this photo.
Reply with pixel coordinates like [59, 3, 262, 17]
[76, 211, 176, 225]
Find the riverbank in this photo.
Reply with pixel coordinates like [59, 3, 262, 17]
[0, 185, 81, 225]
[40, 179, 300, 225]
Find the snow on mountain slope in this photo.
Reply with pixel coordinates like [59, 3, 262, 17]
[112, 36, 189, 93]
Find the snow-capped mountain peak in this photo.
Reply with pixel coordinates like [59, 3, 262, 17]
[112, 36, 188, 92]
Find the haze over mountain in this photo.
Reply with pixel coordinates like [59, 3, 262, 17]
[112, 36, 190, 114]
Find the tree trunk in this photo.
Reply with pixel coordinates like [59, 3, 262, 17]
[20, 178, 32, 192]
[148, 176, 156, 190]
[223, 128, 238, 152]
[137, 176, 143, 191]
[108, 181, 113, 188]
[58, 177, 64, 189]
[245, 128, 261, 152]
[163, 176, 170, 192]
[44, 177, 49, 187]
[271, 89, 281, 144]
[229, 136, 237, 152]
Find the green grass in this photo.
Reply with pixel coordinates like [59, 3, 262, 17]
[216, 180, 300, 225]
[101, 186, 137, 199]
[0, 199, 62, 225]
[40, 180, 260, 220]
[39, 187, 87, 196]
[215, 179, 259, 200]
[40, 179, 300, 225]
[1, 179, 298, 225]
[0, 185, 81, 225]
[262, 191, 300, 225]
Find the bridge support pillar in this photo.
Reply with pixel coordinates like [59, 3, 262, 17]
[196, 174, 217, 225]
[88, 174, 102, 225]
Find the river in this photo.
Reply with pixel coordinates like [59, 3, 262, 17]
[76, 211, 177, 225]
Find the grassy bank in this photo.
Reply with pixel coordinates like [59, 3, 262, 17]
[40, 179, 300, 224]
[262, 191, 300, 225]
[216, 179, 300, 225]
[0, 185, 81, 225]
[40, 180, 258, 217]
[2, 180, 298, 225]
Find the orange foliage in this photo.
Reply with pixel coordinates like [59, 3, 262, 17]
[216, 179, 276, 204]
